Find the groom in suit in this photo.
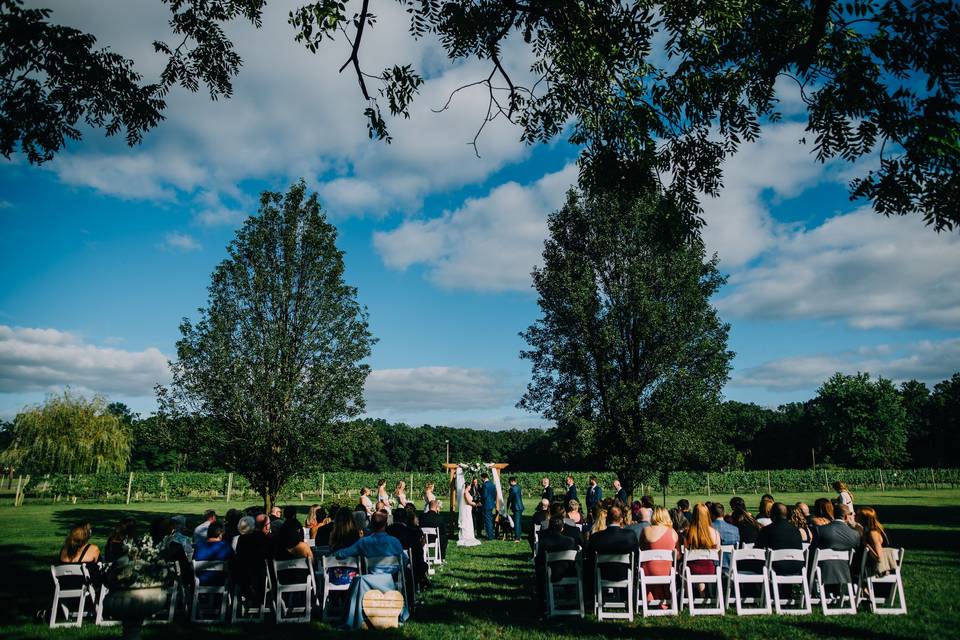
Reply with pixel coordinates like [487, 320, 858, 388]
[507, 477, 524, 542]
[481, 473, 497, 540]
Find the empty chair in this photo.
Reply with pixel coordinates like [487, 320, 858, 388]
[681, 549, 724, 615]
[191, 560, 230, 623]
[232, 559, 272, 623]
[273, 558, 315, 623]
[637, 549, 678, 617]
[768, 549, 812, 615]
[49, 565, 91, 628]
[725, 548, 771, 615]
[321, 555, 360, 621]
[858, 547, 907, 615]
[544, 550, 585, 618]
[594, 553, 634, 621]
[421, 527, 443, 572]
[811, 549, 857, 615]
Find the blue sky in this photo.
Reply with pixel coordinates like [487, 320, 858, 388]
[1, 1, 958, 426]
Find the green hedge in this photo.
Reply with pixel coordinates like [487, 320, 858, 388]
[10, 467, 960, 505]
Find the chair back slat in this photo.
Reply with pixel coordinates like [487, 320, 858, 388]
[545, 550, 579, 563]
[814, 548, 852, 563]
[769, 548, 804, 563]
[596, 553, 632, 564]
[683, 548, 719, 562]
[732, 548, 767, 562]
[638, 549, 675, 563]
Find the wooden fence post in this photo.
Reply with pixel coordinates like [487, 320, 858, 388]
[931, 468, 938, 491]
[766, 470, 772, 496]
[878, 468, 885, 492]
[706, 473, 711, 497]
[226, 472, 234, 503]
[13, 475, 22, 507]
[321, 474, 325, 503]
[125, 472, 134, 505]
[822, 469, 828, 490]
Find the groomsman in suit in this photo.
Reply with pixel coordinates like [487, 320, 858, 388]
[507, 477, 524, 542]
[541, 477, 554, 504]
[481, 473, 497, 540]
[563, 475, 577, 506]
[613, 479, 628, 504]
[586, 475, 603, 514]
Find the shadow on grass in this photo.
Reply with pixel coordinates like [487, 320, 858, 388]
[0, 544, 51, 626]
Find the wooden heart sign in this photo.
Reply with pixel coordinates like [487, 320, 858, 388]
[362, 589, 404, 629]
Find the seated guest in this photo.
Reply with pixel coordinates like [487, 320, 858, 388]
[622, 506, 645, 542]
[234, 515, 256, 550]
[60, 522, 100, 565]
[811, 498, 834, 527]
[57, 522, 101, 591]
[529, 498, 551, 551]
[534, 515, 578, 610]
[274, 517, 313, 564]
[855, 506, 893, 587]
[685, 503, 721, 596]
[331, 508, 363, 552]
[386, 507, 428, 588]
[587, 506, 638, 605]
[276, 505, 302, 543]
[314, 507, 335, 547]
[223, 508, 242, 542]
[104, 516, 137, 562]
[640, 507, 679, 606]
[352, 509, 369, 533]
[565, 500, 583, 527]
[194, 522, 234, 585]
[709, 503, 740, 574]
[756, 497, 774, 527]
[588, 507, 608, 541]
[167, 515, 194, 561]
[795, 502, 810, 520]
[552, 504, 585, 548]
[404, 502, 420, 528]
[728, 497, 761, 545]
[233, 514, 273, 603]
[193, 509, 217, 545]
[305, 504, 327, 540]
[812, 503, 861, 589]
[160, 518, 192, 584]
[269, 505, 283, 527]
[756, 502, 803, 575]
[419, 500, 448, 559]
[676, 499, 692, 523]
[789, 505, 813, 543]
[333, 512, 408, 575]
[639, 495, 655, 523]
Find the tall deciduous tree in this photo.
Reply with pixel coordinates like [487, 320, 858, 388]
[157, 180, 375, 510]
[814, 372, 908, 468]
[0, 391, 130, 474]
[519, 183, 733, 495]
[926, 373, 960, 467]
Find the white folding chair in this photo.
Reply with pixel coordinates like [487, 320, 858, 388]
[363, 555, 407, 605]
[402, 548, 418, 612]
[811, 549, 857, 615]
[768, 548, 812, 615]
[637, 549, 678, 616]
[86, 562, 118, 627]
[740, 542, 755, 550]
[273, 558, 314, 623]
[681, 549, 724, 615]
[232, 559, 272, 623]
[191, 560, 230, 623]
[144, 562, 181, 625]
[594, 553, 634, 621]
[49, 565, 90, 628]
[303, 528, 315, 548]
[858, 547, 906, 615]
[725, 548, 771, 615]
[422, 527, 443, 573]
[320, 555, 359, 621]
[545, 550, 585, 618]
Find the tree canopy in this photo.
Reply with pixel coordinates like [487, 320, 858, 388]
[519, 182, 733, 492]
[0, 391, 130, 474]
[2, 0, 957, 229]
[156, 180, 376, 509]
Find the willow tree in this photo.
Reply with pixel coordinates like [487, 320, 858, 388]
[519, 181, 733, 496]
[158, 180, 375, 510]
[0, 391, 130, 474]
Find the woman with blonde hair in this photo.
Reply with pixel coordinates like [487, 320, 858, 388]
[641, 506, 679, 606]
[359, 486, 374, 515]
[394, 480, 408, 507]
[684, 503, 721, 595]
[423, 481, 436, 511]
[833, 480, 854, 514]
[589, 507, 608, 540]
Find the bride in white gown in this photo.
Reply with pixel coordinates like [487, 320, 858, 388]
[457, 469, 481, 547]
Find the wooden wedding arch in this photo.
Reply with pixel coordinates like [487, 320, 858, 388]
[442, 463, 509, 512]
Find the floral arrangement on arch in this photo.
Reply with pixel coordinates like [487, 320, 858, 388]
[459, 461, 490, 480]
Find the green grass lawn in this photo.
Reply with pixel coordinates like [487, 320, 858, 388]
[0, 489, 957, 639]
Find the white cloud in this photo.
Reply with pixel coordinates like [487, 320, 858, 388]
[161, 232, 202, 252]
[717, 208, 960, 329]
[34, 0, 535, 219]
[374, 163, 579, 290]
[0, 200, 12, 208]
[0, 325, 170, 396]
[364, 366, 518, 412]
[731, 338, 960, 391]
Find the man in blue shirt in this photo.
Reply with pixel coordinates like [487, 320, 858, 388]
[194, 521, 233, 585]
[334, 512, 408, 575]
[709, 502, 740, 574]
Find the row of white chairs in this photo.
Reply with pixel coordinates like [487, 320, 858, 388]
[51, 531, 446, 629]
[541, 545, 906, 621]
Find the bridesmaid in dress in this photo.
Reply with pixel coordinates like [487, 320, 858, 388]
[423, 482, 436, 512]
[640, 506, 679, 605]
[394, 480, 408, 507]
